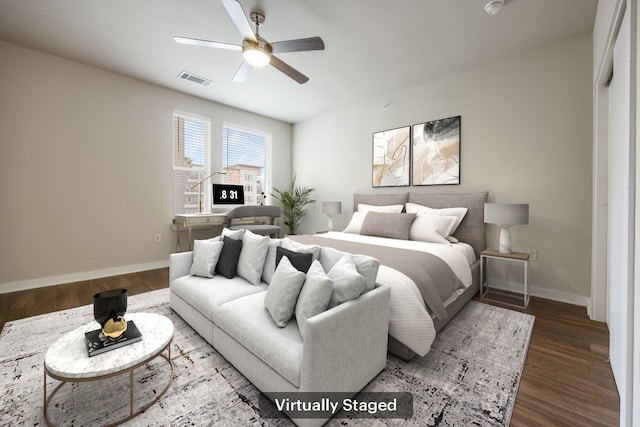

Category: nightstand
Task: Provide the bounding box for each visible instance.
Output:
[480,249,530,308]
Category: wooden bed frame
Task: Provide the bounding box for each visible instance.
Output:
[353,191,488,360]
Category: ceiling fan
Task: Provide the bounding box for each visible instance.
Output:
[174,0,325,84]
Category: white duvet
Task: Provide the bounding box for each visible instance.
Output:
[315,232,475,356]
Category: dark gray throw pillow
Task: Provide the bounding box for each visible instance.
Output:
[276,246,313,273]
[215,236,243,278]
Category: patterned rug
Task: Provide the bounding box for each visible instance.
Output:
[0,288,534,426]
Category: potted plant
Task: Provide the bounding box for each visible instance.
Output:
[271,176,316,235]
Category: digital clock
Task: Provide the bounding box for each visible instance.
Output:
[212,184,245,205]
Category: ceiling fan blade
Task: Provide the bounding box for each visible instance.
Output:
[270,55,309,84]
[220,0,256,42]
[271,37,325,54]
[174,36,241,51]
[232,61,253,82]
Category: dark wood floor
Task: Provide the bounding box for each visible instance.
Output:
[0,269,619,426]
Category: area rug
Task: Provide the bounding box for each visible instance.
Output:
[0,288,534,426]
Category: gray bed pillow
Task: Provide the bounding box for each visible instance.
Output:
[360,212,417,240]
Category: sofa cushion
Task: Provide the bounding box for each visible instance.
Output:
[216,236,243,279]
[295,260,333,337]
[171,275,267,321]
[276,246,313,273]
[264,256,306,327]
[327,255,366,308]
[214,291,303,387]
[237,230,270,286]
[190,240,224,278]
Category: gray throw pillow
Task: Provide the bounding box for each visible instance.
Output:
[215,236,243,279]
[295,260,333,337]
[190,240,224,278]
[360,212,417,240]
[264,256,306,327]
[276,246,313,273]
[221,227,245,240]
[327,255,366,308]
[237,230,270,285]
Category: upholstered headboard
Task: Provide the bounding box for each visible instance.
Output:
[353,192,488,258]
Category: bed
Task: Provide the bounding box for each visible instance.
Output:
[289,191,488,360]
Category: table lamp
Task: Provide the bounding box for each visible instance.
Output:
[484,203,529,254]
[321,201,342,231]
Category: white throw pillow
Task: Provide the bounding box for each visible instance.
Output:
[405,203,468,237]
[357,203,404,213]
[264,256,307,327]
[221,227,245,240]
[342,211,367,234]
[319,247,379,294]
[190,240,224,278]
[295,260,333,337]
[351,254,380,293]
[282,238,321,261]
[327,255,366,308]
[409,214,458,244]
[261,238,283,284]
[237,230,270,286]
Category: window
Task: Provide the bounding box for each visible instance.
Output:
[173,112,210,214]
[222,125,271,206]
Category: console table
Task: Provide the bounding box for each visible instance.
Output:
[172,213,227,251]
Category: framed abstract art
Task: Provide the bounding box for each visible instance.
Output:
[372,126,410,187]
[411,116,461,186]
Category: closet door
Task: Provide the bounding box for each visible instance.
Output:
[608,8,634,425]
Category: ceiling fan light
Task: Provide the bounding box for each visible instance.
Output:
[243,47,270,67]
[242,38,272,68]
[485,0,504,15]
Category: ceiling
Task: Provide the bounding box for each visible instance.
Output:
[0,0,598,124]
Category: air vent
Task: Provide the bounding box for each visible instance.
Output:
[177,71,212,86]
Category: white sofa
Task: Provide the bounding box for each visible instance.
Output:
[169,231,391,427]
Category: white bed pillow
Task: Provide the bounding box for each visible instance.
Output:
[342,211,367,234]
[409,214,457,244]
[237,230,270,286]
[405,203,468,238]
[190,240,224,278]
[358,203,404,213]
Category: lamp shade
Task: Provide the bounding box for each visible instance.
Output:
[484,203,529,226]
[321,201,342,216]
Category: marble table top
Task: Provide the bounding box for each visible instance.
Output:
[44,312,173,379]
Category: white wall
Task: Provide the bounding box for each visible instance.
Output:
[0,40,293,291]
[293,34,593,302]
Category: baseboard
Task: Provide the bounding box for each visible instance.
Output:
[0,260,169,295]
[488,278,590,307]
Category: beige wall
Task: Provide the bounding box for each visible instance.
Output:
[293,34,593,303]
[0,40,293,291]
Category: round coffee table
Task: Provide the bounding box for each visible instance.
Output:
[43,312,174,427]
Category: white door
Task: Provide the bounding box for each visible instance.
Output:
[608,8,634,426]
